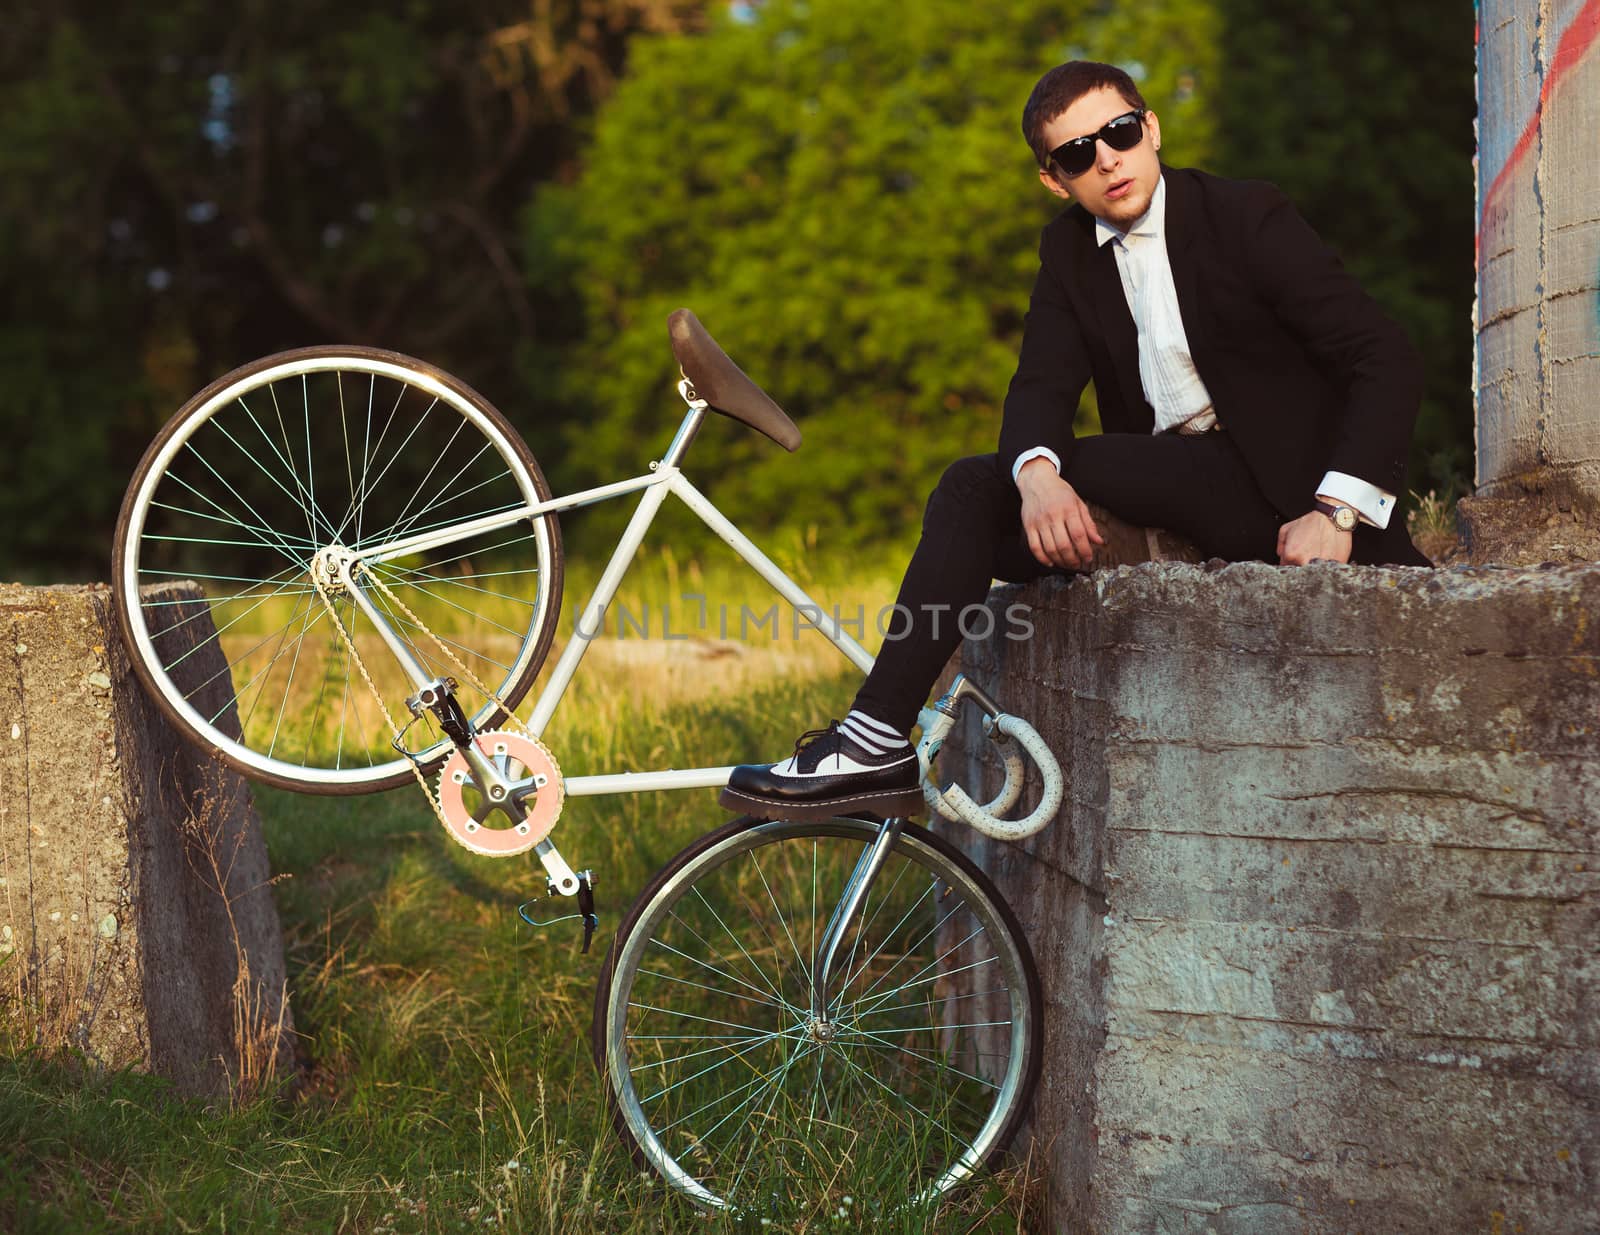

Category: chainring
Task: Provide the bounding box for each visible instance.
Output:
[435,730,564,857]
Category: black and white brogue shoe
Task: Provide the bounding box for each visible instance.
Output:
[719,721,924,821]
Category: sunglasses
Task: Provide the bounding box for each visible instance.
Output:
[1046,109,1148,178]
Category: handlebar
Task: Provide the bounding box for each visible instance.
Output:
[915,677,1065,841]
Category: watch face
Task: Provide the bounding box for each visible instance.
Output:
[1335,506,1358,531]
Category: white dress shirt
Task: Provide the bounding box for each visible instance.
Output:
[1011,175,1396,529]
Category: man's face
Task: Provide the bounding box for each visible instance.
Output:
[1036,86,1162,229]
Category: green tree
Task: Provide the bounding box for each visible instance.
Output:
[532,0,1220,557]
[0,0,703,579]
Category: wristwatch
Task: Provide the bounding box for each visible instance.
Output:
[1313,499,1359,533]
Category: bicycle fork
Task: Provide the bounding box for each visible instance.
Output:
[807,814,907,1033]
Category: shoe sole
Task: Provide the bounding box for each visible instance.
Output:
[718,784,926,822]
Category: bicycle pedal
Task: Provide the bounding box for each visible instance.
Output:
[517,869,599,952]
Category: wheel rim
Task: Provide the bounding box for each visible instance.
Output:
[604,819,1034,1214]
[119,352,558,789]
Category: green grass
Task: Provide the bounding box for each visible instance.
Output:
[1,555,1040,1235]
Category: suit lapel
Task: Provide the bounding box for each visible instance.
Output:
[1160,167,1209,379]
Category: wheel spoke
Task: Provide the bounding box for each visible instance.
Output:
[150,570,311,666]
[363,463,520,550]
[204,416,343,549]
[146,498,319,547]
[687,889,791,1006]
[850,929,990,1020]
[633,965,789,1012]
[646,936,804,1015]
[628,1033,774,1075]
[263,593,324,757]
[160,467,309,568]
[236,392,340,546]
[746,848,813,988]
[637,1026,797,1107]
[371,417,478,548]
[372,568,534,645]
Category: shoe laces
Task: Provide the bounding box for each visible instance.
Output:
[791,720,844,759]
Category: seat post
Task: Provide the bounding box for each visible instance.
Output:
[659,383,708,469]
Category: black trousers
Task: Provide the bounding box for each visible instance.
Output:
[852,431,1308,735]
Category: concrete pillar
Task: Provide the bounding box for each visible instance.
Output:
[0,583,294,1098]
[940,563,1599,1234]
[1470,0,1600,556]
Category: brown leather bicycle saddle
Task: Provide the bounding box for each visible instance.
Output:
[667,309,802,452]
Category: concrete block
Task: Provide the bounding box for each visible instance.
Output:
[938,563,1599,1233]
[0,583,293,1097]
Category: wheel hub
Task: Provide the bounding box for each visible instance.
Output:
[309,544,357,596]
[806,1018,840,1044]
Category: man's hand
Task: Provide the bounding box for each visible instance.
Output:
[1017,457,1105,569]
[1277,508,1353,565]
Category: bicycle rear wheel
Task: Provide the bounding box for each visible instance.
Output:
[113,346,563,794]
[594,815,1041,1216]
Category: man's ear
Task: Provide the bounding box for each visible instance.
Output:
[1146,109,1162,154]
[1037,165,1073,201]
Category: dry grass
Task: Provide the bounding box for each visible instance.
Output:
[178,774,293,1105]
[1406,488,1462,563]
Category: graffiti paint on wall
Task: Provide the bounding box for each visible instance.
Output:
[1476,0,1600,264]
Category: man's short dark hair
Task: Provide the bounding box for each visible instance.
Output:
[1022,61,1148,167]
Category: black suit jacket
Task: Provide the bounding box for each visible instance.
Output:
[998,166,1427,565]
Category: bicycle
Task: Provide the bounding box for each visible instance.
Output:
[112,309,1065,1213]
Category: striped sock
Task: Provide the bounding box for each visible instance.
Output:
[838,708,911,756]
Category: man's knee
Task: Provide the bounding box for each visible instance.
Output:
[926,454,1009,524]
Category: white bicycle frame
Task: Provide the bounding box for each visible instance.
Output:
[336,383,873,800]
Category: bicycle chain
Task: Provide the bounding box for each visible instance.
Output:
[363,569,533,741]
[308,571,563,854]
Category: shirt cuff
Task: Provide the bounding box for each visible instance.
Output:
[1317,471,1396,530]
[1012,447,1061,485]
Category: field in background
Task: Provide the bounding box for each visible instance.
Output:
[1,551,1039,1234]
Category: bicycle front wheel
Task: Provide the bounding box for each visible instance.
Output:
[594,816,1041,1215]
[113,347,564,794]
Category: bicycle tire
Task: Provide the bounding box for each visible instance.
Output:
[593,815,1042,1215]
[112,346,564,794]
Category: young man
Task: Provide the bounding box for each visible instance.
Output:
[721,60,1431,821]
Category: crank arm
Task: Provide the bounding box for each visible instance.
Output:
[536,839,581,897]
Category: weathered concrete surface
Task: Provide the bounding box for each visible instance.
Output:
[0,583,293,1097]
[1474,0,1600,528]
[1084,504,1204,569]
[940,562,1598,1234]
[1457,492,1600,564]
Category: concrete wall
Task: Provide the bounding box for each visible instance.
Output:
[940,563,1598,1234]
[1475,0,1600,506]
[0,583,293,1097]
